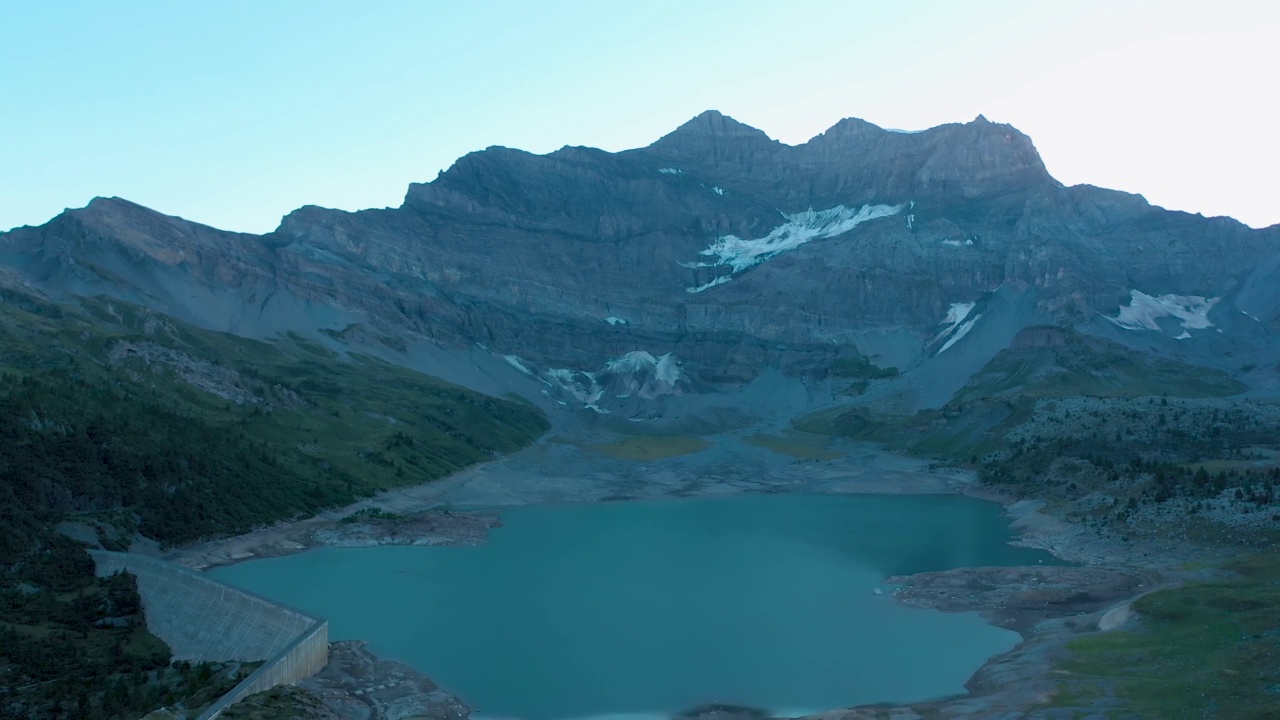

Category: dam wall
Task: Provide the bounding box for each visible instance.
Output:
[194,617,329,720]
[90,551,328,719]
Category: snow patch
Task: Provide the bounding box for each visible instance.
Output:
[686,275,732,294]
[493,349,687,411]
[502,355,534,375]
[941,237,975,247]
[927,302,977,351]
[605,351,683,387]
[605,316,627,326]
[939,315,981,353]
[711,186,724,195]
[906,214,915,230]
[691,203,904,273]
[599,350,685,399]
[942,302,976,328]
[658,167,682,175]
[1175,331,1191,340]
[1109,290,1221,332]
[545,368,607,413]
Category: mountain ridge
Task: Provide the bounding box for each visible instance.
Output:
[3,111,1277,418]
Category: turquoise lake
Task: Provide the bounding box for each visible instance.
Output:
[210,493,1060,719]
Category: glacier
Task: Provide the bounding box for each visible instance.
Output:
[692,203,905,274]
[1109,290,1221,332]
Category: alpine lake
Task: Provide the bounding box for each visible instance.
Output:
[210,493,1061,720]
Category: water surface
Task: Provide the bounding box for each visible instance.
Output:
[211,493,1058,719]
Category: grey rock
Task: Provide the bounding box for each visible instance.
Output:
[2,112,1277,414]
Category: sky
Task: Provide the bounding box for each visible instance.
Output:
[2,0,1277,233]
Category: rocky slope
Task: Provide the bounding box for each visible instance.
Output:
[3,111,1277,416]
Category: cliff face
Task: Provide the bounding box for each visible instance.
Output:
[3,111,1276,411]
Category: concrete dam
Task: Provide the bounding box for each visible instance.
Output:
[91,551,328,719]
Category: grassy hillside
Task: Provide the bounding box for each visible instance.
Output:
[0,283,548,719]
[0,285,549,554]
[796,327,1280,550]
[798,327,1247,462]
[1050,554,1280,719]
[950,327,1246,405]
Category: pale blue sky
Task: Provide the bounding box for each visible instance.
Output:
[2,0,1276,233]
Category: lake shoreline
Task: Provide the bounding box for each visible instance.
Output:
[162,437,973,571]
[161,438,1174,719]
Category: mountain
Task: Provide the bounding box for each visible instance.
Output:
[0,277,548,557]
[0,271,551,718]
[3,111,1277,419]
[5,110,1280,720]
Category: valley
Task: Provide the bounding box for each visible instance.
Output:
[1,109,1278,719]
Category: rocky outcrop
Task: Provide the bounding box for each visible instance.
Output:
[1009,326,1068,350]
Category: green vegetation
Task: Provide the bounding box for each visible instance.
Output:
[591,435,709,461]
[1051,554,1280,719]
[829,355,898,381]
[799,329,1251,466]
[0,541,253,719]
[0,287,548,553]
[795,325,1280,554]
[951,330,1245,405]
[216,685,330,719]
[338,507,403,524]
[796,402,1017,460]
[0,284,549,718]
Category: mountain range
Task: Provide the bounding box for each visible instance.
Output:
[4,110,1277,421]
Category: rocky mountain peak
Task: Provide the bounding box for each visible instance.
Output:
[646,110,780,164]
[914,116,1054,198]
[811,116,884,141]
[663,110,770,138]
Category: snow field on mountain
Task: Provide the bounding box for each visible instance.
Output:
[696,203,905,274]
[1110,290,1220,332]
